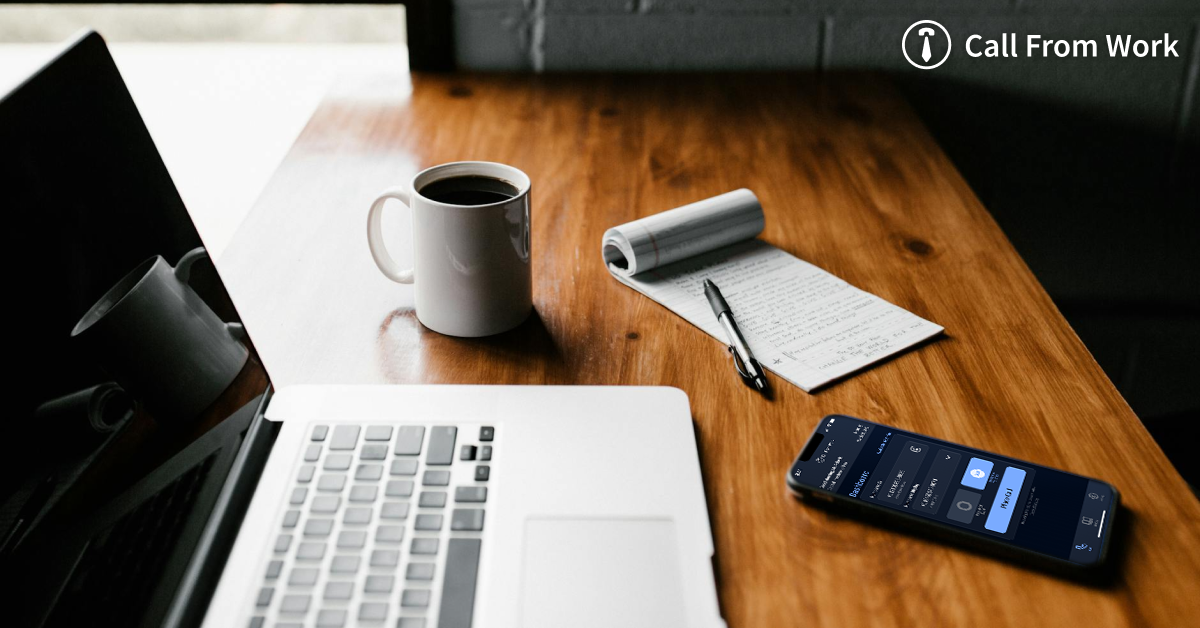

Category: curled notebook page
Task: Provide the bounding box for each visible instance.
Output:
[602,188,765,277]
[602,188,944,392]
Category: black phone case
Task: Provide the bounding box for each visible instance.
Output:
[785,415,1120,580]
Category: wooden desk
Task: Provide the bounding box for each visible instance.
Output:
[219,72,1200,627]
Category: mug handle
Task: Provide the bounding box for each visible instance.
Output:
[366,186,416,284]
[173,247,247,341]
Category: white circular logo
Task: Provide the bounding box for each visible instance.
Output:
[903,20,951,70]
[970,468,985,479]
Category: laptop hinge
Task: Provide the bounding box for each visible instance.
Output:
[162,387,278,628]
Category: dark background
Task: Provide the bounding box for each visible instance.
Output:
[11,1,1196,484]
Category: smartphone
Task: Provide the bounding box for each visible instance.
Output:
[786,415,1119,573]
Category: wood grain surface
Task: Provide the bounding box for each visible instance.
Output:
[218,71,1200,627]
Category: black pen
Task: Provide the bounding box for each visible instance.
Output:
[703,279,769,392]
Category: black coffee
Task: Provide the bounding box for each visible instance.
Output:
[419,175,518,206]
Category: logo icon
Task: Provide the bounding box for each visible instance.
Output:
[956,500,973,511]
[970,468,986,479]
[902,20,951,70]
[909,445,922,453]
[1088,492,1100,499]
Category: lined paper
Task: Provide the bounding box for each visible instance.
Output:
[604,191,943,392]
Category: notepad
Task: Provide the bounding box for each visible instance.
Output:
[602,189,944,392]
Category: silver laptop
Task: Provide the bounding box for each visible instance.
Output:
[2,32,723,628]
[204,386,722,628]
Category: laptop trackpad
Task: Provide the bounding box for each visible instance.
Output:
[521,518,688,628]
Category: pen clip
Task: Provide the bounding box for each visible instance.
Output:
[727,345,751,379]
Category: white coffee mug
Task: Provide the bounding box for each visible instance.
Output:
[367,161,532,337]
[71,247,249,422]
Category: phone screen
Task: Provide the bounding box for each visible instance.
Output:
[788,416,1115,565]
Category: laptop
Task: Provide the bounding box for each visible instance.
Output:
[2,31,723,628]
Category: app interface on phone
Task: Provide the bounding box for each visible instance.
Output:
[790,416,1113,564]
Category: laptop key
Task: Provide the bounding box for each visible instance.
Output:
[377,525,404,543]
[397,619,425,628]
[479,445,492,461]
[381,502,410,520]
[318,474,346,492]
[415,514,443,531]
[460,445,477,461]
[370,549,400,567]
[423,470,450,486]
[311,425,329,441]
[349,485,378,502]
[343,507,372,524]
[364,425,393,441]
[297,465,316,483]
[255,587,273,607]
[331,555,360,573]
[248,617,264,628]
[329,425,361,451]
[316,608,347,628]
[280,594,311,613]
[474,466,490,482]
[297,542,326,560]
[356,464,384,481]
[426,427,457,465]
[438,538,482,628]
[311,496,341,513]
[454,487,487,503]
[390,459,418,476]
[394,426,425,456]
[274,534,293,553]
[359,602,389,621]
[304,444,321,462]
[450,508,485,532]
[406,562,435,581]
[411,538,439,555]
[401,589,431,608]
[289,567,319,586]
[266,560,284,579]
[324,581,353,600]
[304,518,334,537]
[386,480,414,497]
[361,444,388,460]
[290,487,308,505]
[324,453,352,470]
[283,510,301,527]
[364,574,394,593]
[479,426,494,442]
[420,491,447,508]
[338,530,367,549]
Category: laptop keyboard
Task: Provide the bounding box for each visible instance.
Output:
[249,424,493,628]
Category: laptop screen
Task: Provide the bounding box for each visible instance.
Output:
[0,32,268,552]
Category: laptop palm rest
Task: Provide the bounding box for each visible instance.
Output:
[520,517,688,628]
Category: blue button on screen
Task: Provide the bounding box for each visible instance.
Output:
[961,457,993,490]
[985,466,1027,533]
